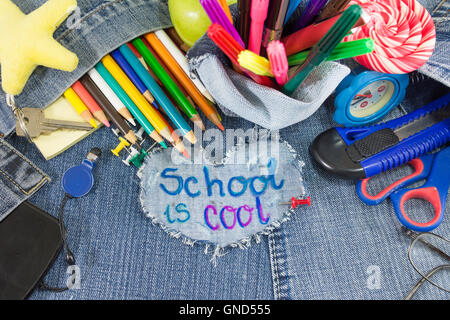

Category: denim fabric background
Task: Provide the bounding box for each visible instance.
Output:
[5,75,447,300]
[418,0,450,86]
[0,0,449,299]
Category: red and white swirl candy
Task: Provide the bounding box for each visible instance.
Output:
[345,0,436,74]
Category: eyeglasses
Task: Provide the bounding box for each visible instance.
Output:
[403,227,450,299]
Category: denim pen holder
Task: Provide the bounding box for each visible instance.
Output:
[187,32,350,131]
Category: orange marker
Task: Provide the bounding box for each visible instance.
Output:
[72,81,110,127]
[145,33,224,131]
[218,0,233,23]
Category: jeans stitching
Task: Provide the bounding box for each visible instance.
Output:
[0,139,50,195]
[269,232,281,299]
[56,0,124,41]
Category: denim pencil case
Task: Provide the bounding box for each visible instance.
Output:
[186,6,350,131]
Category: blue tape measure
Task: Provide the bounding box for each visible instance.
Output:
[334,68,409,127]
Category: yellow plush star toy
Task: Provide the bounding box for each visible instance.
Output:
[0,0,79,96]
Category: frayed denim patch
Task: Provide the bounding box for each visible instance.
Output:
[138,138,306,262]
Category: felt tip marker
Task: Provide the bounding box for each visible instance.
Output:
[262,0,290,50]
[249,0,270,55]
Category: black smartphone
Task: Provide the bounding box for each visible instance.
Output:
[0,201,62,300]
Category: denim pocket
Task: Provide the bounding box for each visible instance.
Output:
[0,138,50,222]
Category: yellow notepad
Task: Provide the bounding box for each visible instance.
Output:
[32,96,101,160]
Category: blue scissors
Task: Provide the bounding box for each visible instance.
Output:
[356,147,450,232]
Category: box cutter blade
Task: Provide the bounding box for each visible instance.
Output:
[310,93,450,179]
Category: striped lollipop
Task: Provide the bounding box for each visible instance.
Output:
[345,0,436,74]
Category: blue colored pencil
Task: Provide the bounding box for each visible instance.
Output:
[95,62,167,149]
[111,49,159,110]
[119,44,194,138]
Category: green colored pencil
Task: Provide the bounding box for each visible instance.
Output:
[132,38,204,130]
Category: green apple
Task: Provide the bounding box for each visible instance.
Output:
[168,0,212,47]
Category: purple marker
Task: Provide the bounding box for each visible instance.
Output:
[292,0,328,32]
[200,0,246,48]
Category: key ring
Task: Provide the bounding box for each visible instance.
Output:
[6,94,32,142]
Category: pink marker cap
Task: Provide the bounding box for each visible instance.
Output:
[250,0,270,21]
[267,41,288,86]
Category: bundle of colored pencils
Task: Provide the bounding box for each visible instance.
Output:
[65,29,226,160]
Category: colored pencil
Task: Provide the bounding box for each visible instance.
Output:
[63,87,97,128]
[110,49,158,109]
[141,38,201,119]
[119,44,197,144]
[152,104,190,159]
[79,74,137,144]
[145,33,224,131]
[71,81,110,127]
[87,68,136,126]
[166,27,191,53]
[101,55,174,143]
[126,43,150,72]
[154,29,215,103]
[133,38,206,131]
[95,62,167,149]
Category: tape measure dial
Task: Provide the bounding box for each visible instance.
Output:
[334,70,409,127]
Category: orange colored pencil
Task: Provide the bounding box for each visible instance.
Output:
[141,38,204,127]
[145,33,224,131]
[72,80,110,127]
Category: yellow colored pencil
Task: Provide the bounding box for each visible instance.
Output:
[64,87,97,128]
[101,55,174,143]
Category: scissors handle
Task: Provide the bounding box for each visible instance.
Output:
[390,148,450,232]
[356,156,433,206]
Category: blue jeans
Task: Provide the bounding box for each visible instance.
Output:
[0,0,449,299]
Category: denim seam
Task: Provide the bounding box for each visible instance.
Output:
[0,139,50,195]
[56,0,124,41]
[268,227,292,299]
[268,232,281,299]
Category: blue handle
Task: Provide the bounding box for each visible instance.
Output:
[336,93,450,178]
[390,147,450,232]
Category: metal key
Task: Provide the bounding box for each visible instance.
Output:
[16,108,93,138]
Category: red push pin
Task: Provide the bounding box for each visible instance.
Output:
[280,196,311,209]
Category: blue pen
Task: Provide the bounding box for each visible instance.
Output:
[118,44,194,138]
[284,0,304,25]
[111,50,159,110]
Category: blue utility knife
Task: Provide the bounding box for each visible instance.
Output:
[310,93,450,179]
